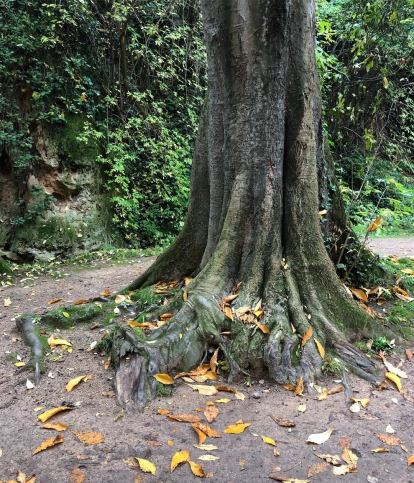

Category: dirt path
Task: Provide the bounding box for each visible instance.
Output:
[367,237,414,258]
[1,256,414,482]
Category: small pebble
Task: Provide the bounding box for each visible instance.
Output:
[252,392,261,399]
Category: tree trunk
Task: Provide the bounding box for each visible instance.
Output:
[113,0,393,408]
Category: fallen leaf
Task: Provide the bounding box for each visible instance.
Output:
[274,449,280,457]
[4,297,12,307]
[327,385,343,395]
[262,436,277,446]
[189,461,212,478]
[47,335,72,347]
[222,293,239,304]
[350,288,368,303]
[401,268,414,275]
[193,422,221,438]
[332,465,354,475]
[401,445,408,452]
[168,414,203,423]
[307,428,333,445]
[382,358,407,378]
[315,453,342,465]
[255,322,270,334]
[295,376,304,396]
[350,397,370,408]
[33,435,64,454]
[123,458,139,468]
[341,448,358,469]
[406,350,413,361]
[270,416,296,427]
[349,402,360,413]
[42,422,68,432]
[210,347,219,372]
[367,216,382,233]
[235,391,245,400]
[268,477,309,482]
[374,433,404,445]
[171,450,190,472]
[47,298,62,305]
[408,455,414,466]
[73,299,90,306]
[204,405,219,423]
[297,404,307,412]
[188,384,218,396]
[386,424,395,434]
[104,356,111,370]
[37,407,73,422]
[198,455,220,461]
[66,375,92,392]
[14,362,25,367]
[168,440,174,446]
[70,467,85,483]
[301,327,313,347]
[339,437,351,449]
[72,431,104,445]
[314,339,325,359]
[193,444,218,451]
[282,384,296,392]
[136,458,156,475]
[154,373,174,385]
[224,423,251,434]
[308,462,329,478]
[157,409,171,415]
[115,294,127,304]
[386,372,404,393]
[214,398,230,403]
[128,321,156,328]
[370,448,389,453]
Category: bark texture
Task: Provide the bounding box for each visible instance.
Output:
[114,0,393,408]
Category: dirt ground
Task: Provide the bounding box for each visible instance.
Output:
[1,249,414,483]
[367,237,414,258]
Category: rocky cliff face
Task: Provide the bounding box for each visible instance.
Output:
[0,115,112,261]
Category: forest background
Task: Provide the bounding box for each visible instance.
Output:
[0,0,413,270]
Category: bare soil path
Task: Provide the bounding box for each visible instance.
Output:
[1,253,414,483]
[367,237,414,258]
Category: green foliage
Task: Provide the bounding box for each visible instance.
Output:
[371,336,394,354]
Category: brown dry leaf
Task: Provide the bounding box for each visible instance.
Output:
[294,376,304,396]
[308,462,329,478]
[406,350,413,361]
[42,422,68,432]
[270,415,296,428]
[70,467,85,483]
[210,347,219,373]
[385,372,404,393]
[327,386,343,395]
[339,437,351,449]
[382,358,407,378]
[367,216,382,233]
[168,414,203,423]
[123,458,139,468]
[301,327,313,347]
[157,409,171,415]
[193,422,221,438]
[306,428,333,445]
[188,384,218,396]
[37,406,73,423]
[154,373,174,385]
[224,422,251,434]
[404,394,414,404]
[274,449,280,457]
[100,288,110,297]
[342,448,358,469]
[314,339,325,359]
[66,375,92,392]
[350,397,370,408]
[282,384,296,392]
[104,356,111,370]
[315,453,342,465]
[204,405,219,423]
[192,424,207,445]
[370,448,389,453]
[73,299,90,306]
[224,306,233,320]
[408,455,414,466]
[255,322,270,334]
[47,298,63,305]
[268,478,309,483]
[350,288,368,303]
[72,431,104,445]
[262,436,277,446]
[175,364,211,380]
[222,293,239,304]
[188,461,212,478]
[33,434,64,455]
[128,320,155,328]
[15,470,36,483]
[374,433,405,445]
[171,450,190,473]
[136,458,156,475]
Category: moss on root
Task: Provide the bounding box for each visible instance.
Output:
[42,303,111,328]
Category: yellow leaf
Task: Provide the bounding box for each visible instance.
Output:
[157,409,171,415]
[295,376,304,396]
[408,455,414,466]
[168,440,174,446]
[198,455,220,461]
[193,422,221,438]
[235,391,245,400]
[188,384,218,396]
[306,428,333,445]
[367,216,382,233]
[14,362,25,367]
[66,375,92,392]
[47,335,72,347]
[4,297,12,307]
[72,431,104,445]
[42,422,68,432]
[73,299,90,306]
[33,434,64,454]
[370,447,389,453]
[255,322,270,334]
[193,424,207,445]
[215,398,230,403]
[47,298,62,305]
[70,467,85,483]
[314,339,325,359]
[193,444,218,451]
[171,450,190,472]
[301,327,313,347]
[386,372,404,393]
[154,373,174,385]
[37,406,73,422]
[224,423,251,434]
[262,436,277,446]
[401,268,414,275]
[136,458,156,475]
[188,461,212,478]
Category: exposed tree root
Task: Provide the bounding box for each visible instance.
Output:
[16,316,44,383]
